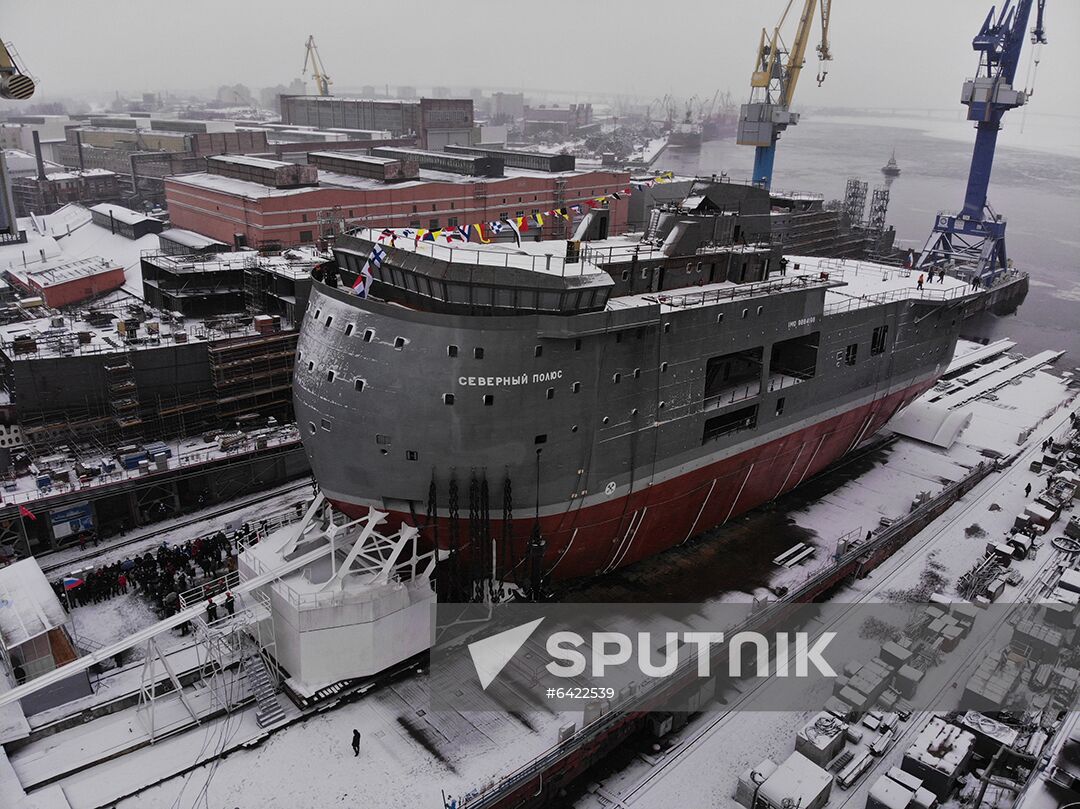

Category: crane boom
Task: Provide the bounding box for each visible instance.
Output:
[736,0,832,189]
[302,35,332,97]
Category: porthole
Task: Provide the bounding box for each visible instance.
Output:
[443,393,455,405]
[327,370,335,382]
[363,329,374,342]
[448,345,458,357]
[354,379,365,392]
[308,422,316,435]
[483,394,494,406]
[394,337,406,350]
[344,324,354,336]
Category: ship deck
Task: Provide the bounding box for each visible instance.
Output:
[352,227,984,313]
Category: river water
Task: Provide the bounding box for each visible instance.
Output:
[654,111,1080,361]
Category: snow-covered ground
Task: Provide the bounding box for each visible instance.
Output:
[3,342,1075,809]
[573,365,1077,808]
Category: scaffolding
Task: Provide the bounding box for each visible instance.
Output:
[843,177,868,227]
[103,351,143,439]
[208,332,297,424]
[866,185,890,234]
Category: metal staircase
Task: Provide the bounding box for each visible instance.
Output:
[242,650,285,727]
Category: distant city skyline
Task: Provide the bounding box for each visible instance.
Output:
[6,1,1077,116]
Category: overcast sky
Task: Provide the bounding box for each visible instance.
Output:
[7,0,1078,114]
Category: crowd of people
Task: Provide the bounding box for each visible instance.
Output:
[53,529,240,619]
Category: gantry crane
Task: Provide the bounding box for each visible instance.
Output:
[736,0,832,189]
[0,36,35,99]
[916,0,1047,283]
[302,35,332,97]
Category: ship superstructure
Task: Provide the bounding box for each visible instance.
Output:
[293,189,1027,586]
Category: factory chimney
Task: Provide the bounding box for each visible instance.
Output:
[74,130,85,171]
[32,130,47,181]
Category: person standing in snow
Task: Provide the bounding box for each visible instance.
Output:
[351,729,361,757]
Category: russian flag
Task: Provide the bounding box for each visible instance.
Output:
[63,577,84,591]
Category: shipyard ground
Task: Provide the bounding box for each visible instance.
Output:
[1,342,1075,809]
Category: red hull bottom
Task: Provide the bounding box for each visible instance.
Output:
[329,379,936,581]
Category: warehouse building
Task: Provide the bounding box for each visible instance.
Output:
[164,160,630,250]
[278,96,474,149]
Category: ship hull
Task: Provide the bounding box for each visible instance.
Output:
[321,375,935,581]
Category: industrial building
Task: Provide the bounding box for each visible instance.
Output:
[49,122,271,204]
[140,249,317,322]
[88,203,164,240]
[4,256,125,308]
[369,146,503,178]
[444,144,576,173]
[522,103,593,136]
[157,228,229,256]
[278,95,474,149]
[164,160,631,250]
[11,167,120,217]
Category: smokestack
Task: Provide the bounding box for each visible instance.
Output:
[32,130,47,181]
[75,130,85,171]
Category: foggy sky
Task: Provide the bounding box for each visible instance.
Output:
[7,0,1078,114]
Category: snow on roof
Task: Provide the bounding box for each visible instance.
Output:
[208,153,292,170]
[43,168,114,181]
[309,151,398,165]
[0,559,67,650]
[757,751,831,806]
[905,717,973,774]
[170,164,598,198]
[89,204,160,227]
[158,228,227,249]
[13,255,120,288]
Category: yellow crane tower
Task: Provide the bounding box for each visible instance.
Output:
[302,35,332,97]
[735,0,832,188]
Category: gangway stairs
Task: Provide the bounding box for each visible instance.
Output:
[243,650,285,727]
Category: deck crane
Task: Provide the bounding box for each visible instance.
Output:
[736,0,832,189]
[302,34,332,96]
[0,36,35,99]
[916,0,1047,284]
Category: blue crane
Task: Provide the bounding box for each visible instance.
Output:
[916,0,1047,283]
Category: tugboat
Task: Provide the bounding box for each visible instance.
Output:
[881,150,901,178]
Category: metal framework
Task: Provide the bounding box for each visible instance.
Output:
[736,0,834,188]
[301,35,332,96]
[843,178,868,226]
[866,186,891,234]
[916,0,1048,283]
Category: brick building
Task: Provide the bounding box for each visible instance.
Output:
[12,168,121,216]
[164,160,631,251]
